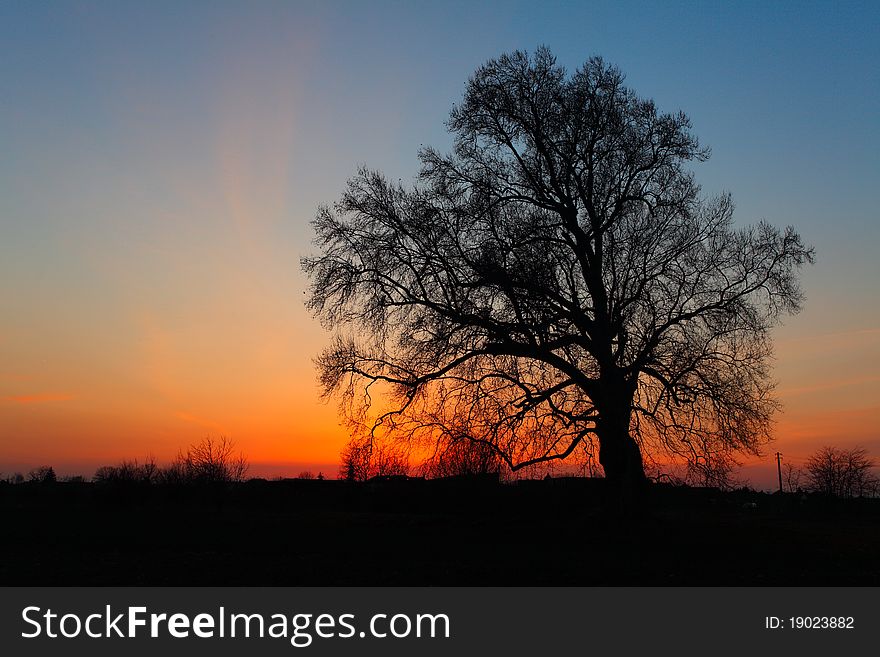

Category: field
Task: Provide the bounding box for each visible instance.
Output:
[2,478,878,585]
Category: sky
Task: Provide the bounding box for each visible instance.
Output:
[1,0,878,487]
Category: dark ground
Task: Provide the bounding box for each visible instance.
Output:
[2,477,878,585]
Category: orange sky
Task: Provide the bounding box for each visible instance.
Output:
[2,316,878,487]
[1,4,878,490]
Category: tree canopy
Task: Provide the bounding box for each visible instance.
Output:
[303,47,813,493]
[804,446,879,498]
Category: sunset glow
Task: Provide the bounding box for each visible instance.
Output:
[1,2,878,489]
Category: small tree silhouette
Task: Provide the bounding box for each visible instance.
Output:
[339,438,371,481]
[420,437,507,479]
[28,466,56,484]
[93,457,159,484]
[783,462,803,493]
[338,437,409,481]
[162,436,249,484]
[683,451,741,490]
[805,446,878,498]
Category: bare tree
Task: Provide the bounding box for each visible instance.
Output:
[162,436,249,484]
[28,466,56,484]
[805,446,879,498]
[338,436,409,481]
[683,451,741,490]
[420,436,507,479]
[339,437,371,482]
[783,462,803,493]
[304,47,813,499]
[93,457,159,485]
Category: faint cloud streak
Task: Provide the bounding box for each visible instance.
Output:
[3,393,74,405]
[779,375,880,397]
[175,410,225,433]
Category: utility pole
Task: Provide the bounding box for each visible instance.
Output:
[776,452,783,493]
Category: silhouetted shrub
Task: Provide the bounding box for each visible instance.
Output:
[420,438,507,480]
[28,466,56,484]
[160,436,249,485]
[338,437,409,481]
[682,451,742,491]
[805,446,879,498]
[93,458,159,485]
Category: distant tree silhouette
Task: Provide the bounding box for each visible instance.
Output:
[783,462,803,493]
[94,457,159,485]
[805,446,879,498]
[682,451,741,490]
[420,437,507,479]
[28,466,56,484]
[339,438,370,482]
[304,47,813,500]
[338,437,409,481]
[161,436,248,485]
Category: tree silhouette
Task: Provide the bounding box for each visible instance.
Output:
[161,436,249,485]
[27,466,56,484]
[782,462,803,493]
[338,436,409,481]
[304,47,813,499]
[805,446,879,498]
[93,457,158,485]
[420,436,506,479]
[682,451,740,490]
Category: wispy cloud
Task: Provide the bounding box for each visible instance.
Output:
[0,373,32,383]
[175,411,225,433]
[780,327,880,343]
[779,375,880,397]
[3,393,74,405]
[776,327,880,353]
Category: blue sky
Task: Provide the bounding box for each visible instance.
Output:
[1,1,878,485]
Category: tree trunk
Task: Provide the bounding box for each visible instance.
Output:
[598,425,646,488]
[596,386,647,508]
